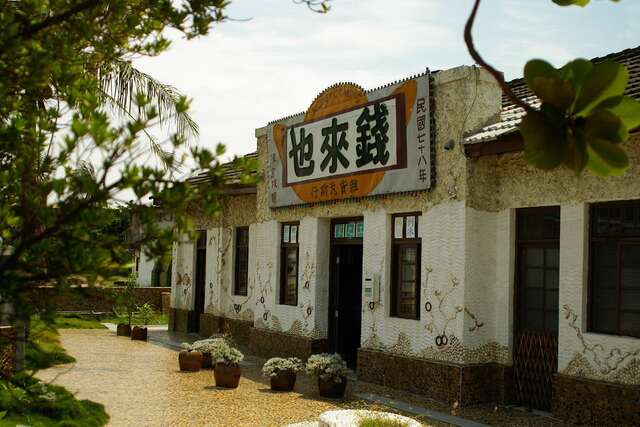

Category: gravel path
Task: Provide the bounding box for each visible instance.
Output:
[37,329,436,427]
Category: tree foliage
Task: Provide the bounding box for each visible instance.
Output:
[521,59,640,175]
[0,0,243,321]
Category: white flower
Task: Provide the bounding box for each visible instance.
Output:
[305,353,350,382]
[261,357,303,377]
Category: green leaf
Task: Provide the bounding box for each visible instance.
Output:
[575,61,628,116]
[553,0,590,6]
[584,110,627,143]
[564,129,588,174]
[586,137,629,177]
[524,60,575,109]
[520,111,565,170]
[0,410,6,420]
[524,59,559,91]
[596,96,640,131]
[532,78,576,110]
[559,59,593,100]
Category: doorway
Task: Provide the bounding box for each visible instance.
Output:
[190,230,207,333]
[513,207,560,411]
[329,218,364,369]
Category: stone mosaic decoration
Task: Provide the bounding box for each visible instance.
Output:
[424,274,484,346]
[300,251,316,290]
[297,251,316,333]
[206,227,232,316]
[284,319,325,339]
[362,257,386,347]
[362,264,509,365]
[175,272,192,307]
[254,261,274,326]
[561,305,640,385]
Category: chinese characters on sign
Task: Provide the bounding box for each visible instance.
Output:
[267,73,431,207]
[284,96,402,185]
[415,97,428,183]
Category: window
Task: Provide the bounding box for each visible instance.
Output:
[234,227,249,296]
[391,213,421,319]
[590,201,640,338]
[280,222,299,306]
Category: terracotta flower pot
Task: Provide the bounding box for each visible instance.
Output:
[270,371,296,391]
[179,350,203,371]
[214,362,241,388]
[318,376,347,399]
[201,352,213,369]
[116,323,131,337]
[130,326,147,341]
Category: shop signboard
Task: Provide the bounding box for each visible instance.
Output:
[267,73,431,207]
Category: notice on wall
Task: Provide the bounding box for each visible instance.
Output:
[266,72,432,207]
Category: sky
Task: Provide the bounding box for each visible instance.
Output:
[133,0,640,161]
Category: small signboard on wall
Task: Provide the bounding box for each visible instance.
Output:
[266,72,432,207]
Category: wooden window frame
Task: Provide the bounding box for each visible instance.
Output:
[233,226,250,296]
[588,200,640,338]
[514,207,561,335]
[280,222,300,306]
[390,213,421,320]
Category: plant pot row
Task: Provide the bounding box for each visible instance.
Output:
[178,351,349,398]
[116,323,147,341]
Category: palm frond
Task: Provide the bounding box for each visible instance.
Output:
[98,88,183,171]
[98,59,199,143]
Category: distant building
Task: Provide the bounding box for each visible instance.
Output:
[168,47,640,425]
[132,249,171,287]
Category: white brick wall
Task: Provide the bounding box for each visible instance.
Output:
[135,249,155,287]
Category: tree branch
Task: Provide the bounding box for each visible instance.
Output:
[0,0,101,54]
[463,0,533,112]
[19,0,101,40]
[293,0,331,13]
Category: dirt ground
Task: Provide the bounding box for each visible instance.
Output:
[37,329,439,426]
[38,329,560,427]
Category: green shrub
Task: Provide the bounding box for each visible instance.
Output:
[0,375,108,426]
[133,302,155,326]
[358,417,409,427]
[26,317,75,371]
[54,315,106,330]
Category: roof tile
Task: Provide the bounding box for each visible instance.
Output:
[464,46,640,145]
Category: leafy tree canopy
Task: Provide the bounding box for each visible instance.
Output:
[0,0,247,319]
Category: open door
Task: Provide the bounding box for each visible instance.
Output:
[190,230,207,333]
[329,219,364,369]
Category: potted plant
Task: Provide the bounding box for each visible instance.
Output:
[178,343,203,371]
[209,338,244,388]
[189,338,231,369]
[306,353,350,399]
[130,302,154,341]
[115,273,137,337]
[262,357,303,391]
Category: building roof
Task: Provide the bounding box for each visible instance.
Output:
[186,152,258,191]
[463,46,640,146]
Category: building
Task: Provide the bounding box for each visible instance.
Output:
[169,47,640,425]
[132,249,171,287]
